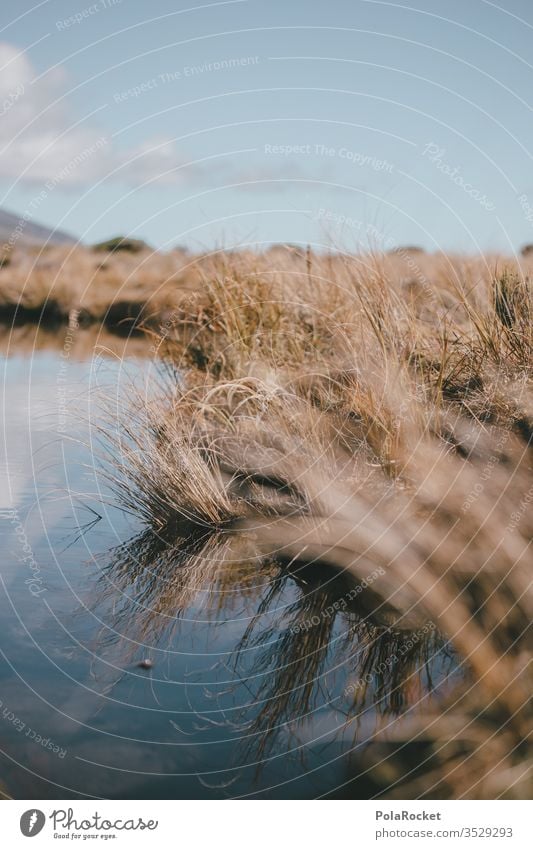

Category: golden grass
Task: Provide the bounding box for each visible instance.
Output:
[0,243,197,327]
[18,244,532,797]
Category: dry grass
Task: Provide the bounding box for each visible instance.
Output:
[0,243,197,328]
[82,247,532,796]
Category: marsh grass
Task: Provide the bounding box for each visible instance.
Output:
[92,248,533,797]
[0,243,195,329]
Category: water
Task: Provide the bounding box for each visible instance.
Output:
[0,326,456,799]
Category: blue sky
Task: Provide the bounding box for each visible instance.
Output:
[1,0,533,253]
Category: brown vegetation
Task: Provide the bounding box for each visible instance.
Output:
[92,247,533,798]
[5,242,531,797]
[0,242,197,330]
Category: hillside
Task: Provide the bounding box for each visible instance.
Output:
[0,208,75,248]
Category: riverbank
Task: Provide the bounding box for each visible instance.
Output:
[2,244,533,335]
[2,244,531,797]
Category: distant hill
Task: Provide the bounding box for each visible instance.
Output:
[0,208,76,248]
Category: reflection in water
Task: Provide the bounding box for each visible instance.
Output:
[0,321,155,362]
[95,525,454,773]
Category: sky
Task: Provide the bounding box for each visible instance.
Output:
[1,0,533,253]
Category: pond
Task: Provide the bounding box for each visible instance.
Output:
[0,324,457,799]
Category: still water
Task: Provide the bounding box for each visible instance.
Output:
[0,326,456,799]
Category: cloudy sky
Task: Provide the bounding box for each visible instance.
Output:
[1,0,533,252]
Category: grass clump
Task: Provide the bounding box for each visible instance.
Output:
[98,248,533,798]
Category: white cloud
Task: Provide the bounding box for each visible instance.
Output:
[0,43,193,189]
